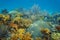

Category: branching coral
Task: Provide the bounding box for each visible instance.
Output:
[10,29,33,40]
[0,7,60,40]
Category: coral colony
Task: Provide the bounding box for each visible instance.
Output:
[0,5,60,40]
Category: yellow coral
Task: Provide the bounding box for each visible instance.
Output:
[0,14,5,24]
[10,33,18,40]
[19,33,24,39]
[12,17,23,23]
[16,29,25,39]
[0,14,3,17]
[44,28,50,34]
[3,15,10,21]
[23,19,32,27]
[17,29,25,34]
[23,32,32,40]
[12,29,25,40]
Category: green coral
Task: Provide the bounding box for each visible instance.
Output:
[51,33,60,40]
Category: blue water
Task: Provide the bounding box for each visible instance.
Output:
[0,0,60,13]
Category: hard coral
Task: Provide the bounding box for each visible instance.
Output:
[41,28,51,34]
[9,22,18,31]
[51,33,60,40]
[22,32,32,40]
[23,19,32,27]
[35,37,41,40]
[56,25,60,30]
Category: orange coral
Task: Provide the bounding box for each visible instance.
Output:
[41,28,50,34]
[9,22,18,31]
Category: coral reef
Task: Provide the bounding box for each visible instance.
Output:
[0,6,60,40]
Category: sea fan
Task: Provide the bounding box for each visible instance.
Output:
[0,24,9,38]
